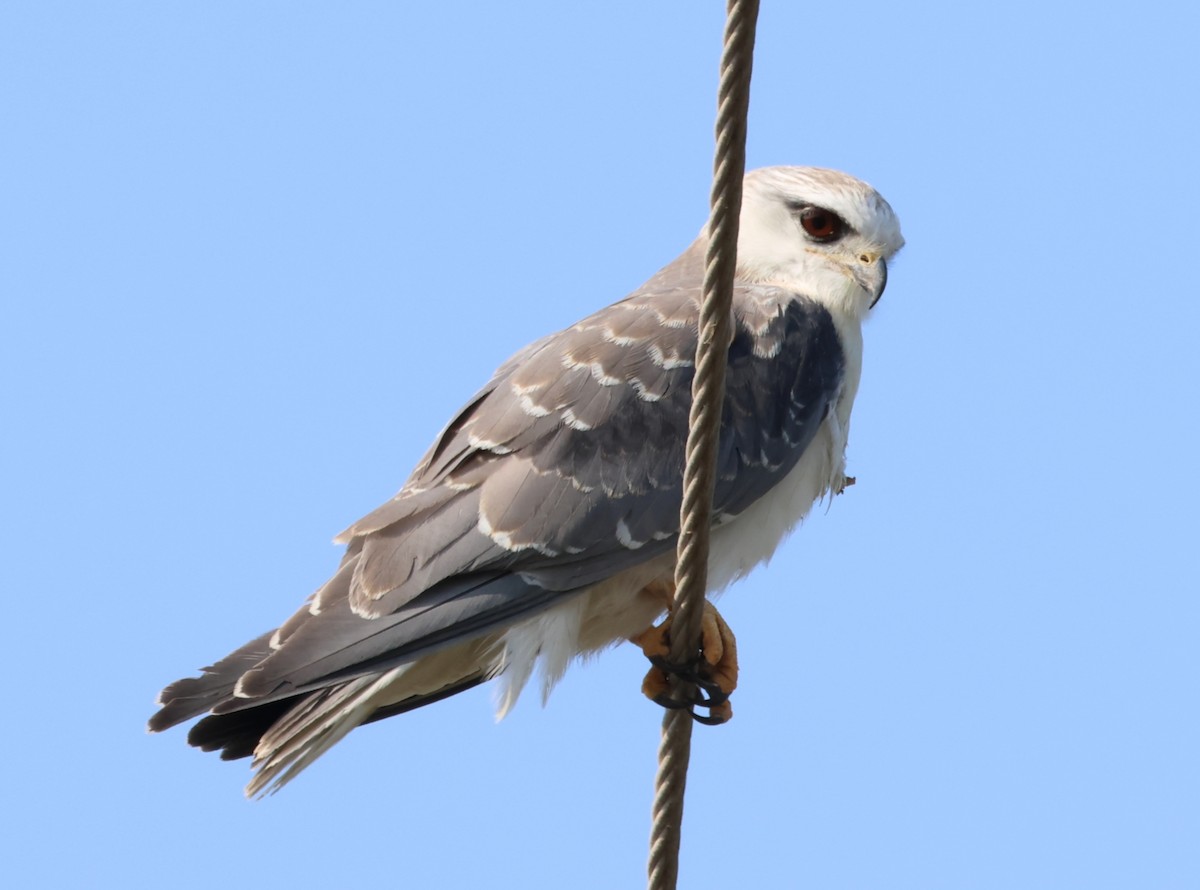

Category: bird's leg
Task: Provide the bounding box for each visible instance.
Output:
[630,581,739,725]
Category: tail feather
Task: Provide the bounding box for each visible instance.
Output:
[187,697,299,761]
[154,633,496,794]
[246,669,404,798]
[182,672,489,765]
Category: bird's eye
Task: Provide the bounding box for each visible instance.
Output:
[799,206,845,242]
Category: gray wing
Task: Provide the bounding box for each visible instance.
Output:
[151,255,845,726]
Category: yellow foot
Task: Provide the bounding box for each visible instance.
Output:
[631,596,739,724]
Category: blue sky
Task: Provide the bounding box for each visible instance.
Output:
[3,2,1198,888]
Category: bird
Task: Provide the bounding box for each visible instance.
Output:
[149,166,905,797]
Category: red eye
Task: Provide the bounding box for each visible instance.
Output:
[799,206,844,242]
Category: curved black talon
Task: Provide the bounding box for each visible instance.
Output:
[648,655,731,724]
[650,690,730,725]
[695,675,730,708]
[651,691,703,711]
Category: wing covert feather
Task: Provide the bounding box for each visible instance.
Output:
[156,253,847,720]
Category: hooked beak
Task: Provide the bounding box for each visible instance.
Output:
[871,258,888,307]
[854,255,888,308]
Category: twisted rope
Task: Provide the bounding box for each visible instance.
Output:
[646,2,759,888]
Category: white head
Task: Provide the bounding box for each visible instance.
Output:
[735,166,904,321]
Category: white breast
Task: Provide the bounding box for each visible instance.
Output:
[706,403,849,593]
